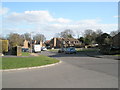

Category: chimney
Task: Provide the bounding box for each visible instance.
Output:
[40,41,43,47]
[53,38,56,47]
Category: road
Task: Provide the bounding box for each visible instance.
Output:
[2,51,118,88]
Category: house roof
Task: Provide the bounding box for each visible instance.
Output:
[56,38,79,42]
[44,40,51,44]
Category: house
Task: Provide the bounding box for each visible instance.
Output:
[22,40,29,48]
[44,40,51,47]
[112,32,120,47]
[49,38,81,48]
[22,40,44,49]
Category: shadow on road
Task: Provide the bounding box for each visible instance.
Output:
[41,50,119,60]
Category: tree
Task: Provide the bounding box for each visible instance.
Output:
[84,38,91,45]
[22,33,31,41]
[33,34,46,42]
[84,29,94,37]
[110,31,118,37]
[83,29,103,45]
[59,29,75,38]
[96,29,103,36]
[96,33,112,45]
[7,33,24,48]
[78,37,84,43]
[84,29,97,45]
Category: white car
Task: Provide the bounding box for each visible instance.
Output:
[34,45,41,53]
[41,47,47,51]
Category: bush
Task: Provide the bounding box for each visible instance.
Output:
[0,40,8,53]
[99,45,120,55]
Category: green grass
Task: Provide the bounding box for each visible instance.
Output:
[114,54,120,56]
[22,52,30,56]
[1,55,59,70]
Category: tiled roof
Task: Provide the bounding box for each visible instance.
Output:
[45,40,51,44]
[56,38,79,41]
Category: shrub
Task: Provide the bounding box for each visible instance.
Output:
[0,40,8,53]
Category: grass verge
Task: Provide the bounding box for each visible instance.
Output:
[22,52,30,56]
[114,54,120,56]
[48,49,59,52]
[1,55,59,70]
[76,48,99,52]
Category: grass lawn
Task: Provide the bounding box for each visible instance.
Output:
[48,49,59,52]
[114,54,120,56]
[22,52,30,56]
[1,55,59,70]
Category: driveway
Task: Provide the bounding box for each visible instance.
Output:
[2,51,118,88]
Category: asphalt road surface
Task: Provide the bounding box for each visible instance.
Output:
[2,51,118,88]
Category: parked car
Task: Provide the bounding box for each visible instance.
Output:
[41,47,47,51]
[34,45,41,53]
[58,48,66,53]
[22,48,29,52]
[46,46,51,49]
[65,47,76,54]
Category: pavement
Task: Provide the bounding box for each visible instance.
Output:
[2,51,118,88]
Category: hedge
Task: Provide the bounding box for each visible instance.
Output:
[0,40,8,53]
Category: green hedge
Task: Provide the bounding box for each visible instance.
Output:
[0,40,8,53]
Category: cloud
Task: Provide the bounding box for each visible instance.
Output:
[57,18,71,23]
[76,19,101,25]
[3,10,118,39]
[5,10,71,24]
[0,7,9,15]
[113,15,120,18]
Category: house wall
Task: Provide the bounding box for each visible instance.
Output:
[22,40,28,48]
[56,39,62,48]
[40,41,43,47]
[50,38,81,48]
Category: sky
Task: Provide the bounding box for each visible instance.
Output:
[1,2,118,40]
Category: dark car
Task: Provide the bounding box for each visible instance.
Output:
[46,46,51,49]
[58,48,66,53]
[22,48,29,52]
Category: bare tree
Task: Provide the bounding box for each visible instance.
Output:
[76,30,83,39]
[59,29,75,38]
[33,34,46,42]
[110,31,118,37]
[96,29,103,36]
[22,33,31,41]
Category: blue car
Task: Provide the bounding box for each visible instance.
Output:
[65,47,76,54]
[22,48,29,52]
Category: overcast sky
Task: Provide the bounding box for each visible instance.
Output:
[1,2,118,40]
